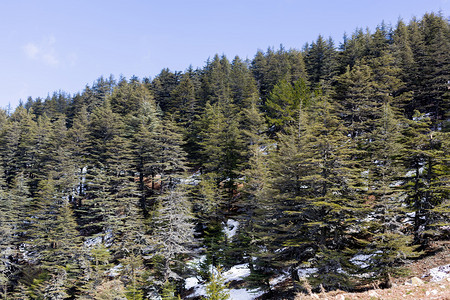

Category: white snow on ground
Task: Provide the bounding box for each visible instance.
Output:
[188,255,207,266]
[224,219,239,240]
[406,212,416,218]
[350,251,382,270]
[105,264,123,277]
[185,277,200,290]
[223,264,251,282]
[297,267,318,278]
[405,167,425,178]
[390,180,403,187]
[180,169,202,186]
[189,284,206,298]
[430,264,450,282]
[84,235,102,247]
[350,254,374,269]
[185,263,264,299]
[270,274,288,286]
[84,230,114,248]
[187,254,215,274]
[229,288,264,299]
[189,285,262,300]
[405,170,416,177]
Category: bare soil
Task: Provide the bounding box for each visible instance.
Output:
[294,241,450,300]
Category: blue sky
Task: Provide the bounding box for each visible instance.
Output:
[0,0,448,109]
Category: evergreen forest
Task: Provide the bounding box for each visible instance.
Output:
[0,12,448,300]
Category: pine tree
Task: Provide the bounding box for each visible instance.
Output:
[305,35,338,88]
[198,101,246,195]
[27,177,81,273]
[236,142,272,287]
[41,269,70,300]
[399,112,450,245]
[265,78,311,134]
[258,92,364,290]
[229,56,259,107]
[203,267,230,300]
[334,62,379,138]
[419,13,450,128]
[406,13,450,125]
[367,24,391,59]
[150,186,194,282]
[295,94,362,290]
[110,77,154,121]
[82,100,144,259]
[88,76,116,113]
[392,19,415,81]
[170,71,200,127]
[151,69,181,114]
[0,164,12,299]
[360,103,420,284]
[250,104,312,288]
[0,107,37,186]
[3,172,33,297]
[67,105,90,207]
[133,112,187,213]
[242,96,266,139]
[251,47,308,104]
[200,55,232,107]
[338,28,371,73]
[191,173,228,269]
[120,253,145,300]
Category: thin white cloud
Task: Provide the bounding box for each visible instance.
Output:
[67,52,78,67]
[43,53,59,66]
[22,35,60,67]
[24,43,39,59]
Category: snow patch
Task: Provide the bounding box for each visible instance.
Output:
[406,212,416,218]
[270,274,288,286]
[405,170,416,177]
[229,288,263,300]
[390,180,403,187]
[180,169,202,186]
[105,264,123,277]
[351,254,374,269]
[185,264,262,299]
[190,285,206,298]
[188,285,262,300]
[181,177,201,186]
[297,267,318,278]
[224,219,239,240]
[223,263,250,282]
[430,264,450,282]
[84,236,103,247]
[405,167,425,178]
[189,254,207,266]
[185,277,200,290]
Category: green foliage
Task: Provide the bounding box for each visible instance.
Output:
[160,281,178,300]
[251,47,308,103]
[203,268,230,300]
[304,35,338,88]
[265,78,311,134]
[90,244,112,272]
[0,12,448,298]
[125,286,144,300]
[92,279,127,300]
[399,111,450,244]
[203,221,227,268]
[150,186,195,281]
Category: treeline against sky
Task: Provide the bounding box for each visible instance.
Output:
[0,12,448,299]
